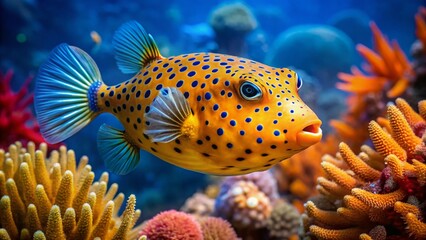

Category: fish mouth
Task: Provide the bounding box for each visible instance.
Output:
[296,120,322,147]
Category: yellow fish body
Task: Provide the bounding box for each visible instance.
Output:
[35,21,322,175]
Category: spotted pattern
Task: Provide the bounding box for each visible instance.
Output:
[97,52,320,175]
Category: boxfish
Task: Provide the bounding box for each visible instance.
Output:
[34,21,322,175]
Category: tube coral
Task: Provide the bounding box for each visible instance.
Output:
[303,99,426,239]
[0,141,141,239]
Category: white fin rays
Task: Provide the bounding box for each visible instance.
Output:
[144,87,192,143]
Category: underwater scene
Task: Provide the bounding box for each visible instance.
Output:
[1,0,426,239]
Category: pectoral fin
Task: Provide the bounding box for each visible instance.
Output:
[144,87,198,143]
[97,124,140,175]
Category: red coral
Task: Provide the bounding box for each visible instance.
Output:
[0,70,56,149]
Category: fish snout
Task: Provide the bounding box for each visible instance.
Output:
[296,120,322,147]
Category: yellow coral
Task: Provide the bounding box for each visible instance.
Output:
[387,105,422,156]
[0,142,141,239]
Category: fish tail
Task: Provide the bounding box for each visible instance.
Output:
[35,43,103,144]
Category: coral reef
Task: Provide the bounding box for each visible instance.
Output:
[0,141,141,239]
[303,99,426,239]
[0,70,54,149]
[209,2,257,56]
[266,25,355,87]
[139,210,203,240]
[199,216,239,240]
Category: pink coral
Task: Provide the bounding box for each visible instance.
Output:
[139,210,203,240]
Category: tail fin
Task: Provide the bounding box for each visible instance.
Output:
[35,43,103,144]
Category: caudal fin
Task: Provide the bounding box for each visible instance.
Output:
[35,43,103,144]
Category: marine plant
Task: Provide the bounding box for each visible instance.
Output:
[303,98,426,239]
[0,141,141,239]
[0,70,52,149]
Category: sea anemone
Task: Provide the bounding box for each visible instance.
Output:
[303,99,426,239]
[0,141,141,239]
[199,216,239,240]
[139,210,203,240]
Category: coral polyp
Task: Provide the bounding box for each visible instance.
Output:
[0,141,141,239]
[303,98,426,239]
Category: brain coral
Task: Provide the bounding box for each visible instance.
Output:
[266,25,355,87]
[139,210,203,240]
[0,141,141,239]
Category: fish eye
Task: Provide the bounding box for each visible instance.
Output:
[296,74,303,90]
[239,81,262,101]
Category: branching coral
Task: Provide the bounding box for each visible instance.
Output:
[0,141,141,239]
[303,99,426,239]
[0,71,56,149]
[330,11,426,149]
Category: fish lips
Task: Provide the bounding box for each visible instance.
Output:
[296,120,323,147]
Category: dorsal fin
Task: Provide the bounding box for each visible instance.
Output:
[112,21,162,74]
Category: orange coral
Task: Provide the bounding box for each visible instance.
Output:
[337,22,413,99]
[304,100,426,239]
[415,7,426,53]
[330,10,426,150]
